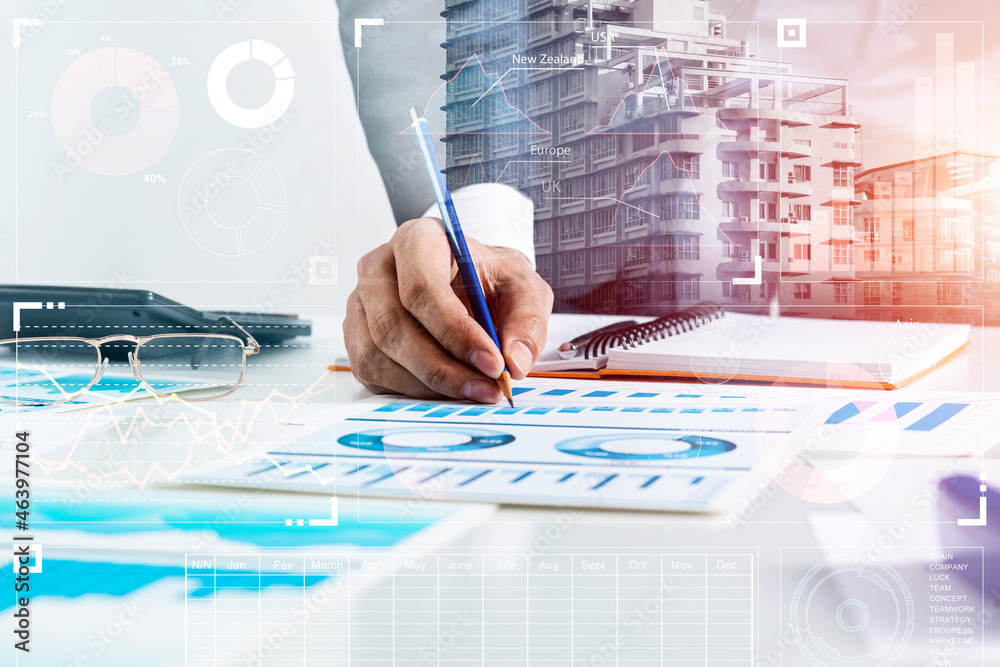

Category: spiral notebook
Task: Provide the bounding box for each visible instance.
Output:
[533,304,971,389]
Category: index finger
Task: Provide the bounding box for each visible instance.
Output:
[392,219,506,379]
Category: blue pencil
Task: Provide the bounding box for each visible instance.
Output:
[409,106,514,407]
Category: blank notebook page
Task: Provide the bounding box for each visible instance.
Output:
[606,313,970,383]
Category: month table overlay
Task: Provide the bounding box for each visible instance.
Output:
[185,552,756,665]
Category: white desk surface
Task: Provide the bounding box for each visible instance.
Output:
[229,321,1000,662]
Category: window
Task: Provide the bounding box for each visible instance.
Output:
[833,243,853,265]
[564,70,585,97]
[892,249,903,267]
[567,143,585,170]
[561,108,585,135]
[592,135,617,161]
[665,234,700,260]
[491,95,516,123]
[492,25,519,53]
[722,162,739,179]
[660,154,700,180]
[793,244,811,260]
[527,160,552,179]
[560,252,585,279]
[623,282,650,307]
[863,282,881,306]
[833,165,853,188]
[633,125,655,151]
[791,204,811,221]
[892,282,903,306]
[625,206,649,229]
[536,255,552,282]
[661,278,701,302]
[534,221,551,246]
[864,250,880,263]
[863,218,879,243]
[662,194,699,220]
[491,132,518,153]
[451,102,483,126]
[722,202,737,219]
[834,283,852,304]
[833,204,850,226]
[493,0,519,19]
[449,135,483,158]
[592,171,616,198]
[592,246,617,273]
[528,81,552,109]
[624,244,648,269]
[561,218,585,242]
[452,69,483,95]
[592,209,615,238]
[793,284,811,300]
[902,219,914,241]
[758,203,777,221]
[759,161,776,181]
[793,165,812,182]
[623,162,647,188]
[448,37,481,64]
[528,13,552,41]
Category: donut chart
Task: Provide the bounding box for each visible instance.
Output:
[50,47,180,176]
[208,40,294,128]
[556,433,736,460]
[177,148,287,256]
[790,555,914,666]
[338,427,515,453]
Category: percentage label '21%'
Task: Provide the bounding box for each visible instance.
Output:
[143,173,167,184]
[27,110,47,119]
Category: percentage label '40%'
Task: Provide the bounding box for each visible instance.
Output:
[143,174,167,184]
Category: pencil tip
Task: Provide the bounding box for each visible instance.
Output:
[497,371,514,408]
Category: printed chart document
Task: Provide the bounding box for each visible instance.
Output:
[195,378,1000,513]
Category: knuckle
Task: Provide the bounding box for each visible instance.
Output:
[368,308,403,351]
[397,273,433,311]
[438,318,475,355]
[423,363,453,396]
[353,346,384,385]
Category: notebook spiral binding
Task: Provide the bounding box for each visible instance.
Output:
[582,302,725,360]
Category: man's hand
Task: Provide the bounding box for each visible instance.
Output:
[344,218,554,403]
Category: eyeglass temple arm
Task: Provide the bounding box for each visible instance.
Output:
[190,316,261,370]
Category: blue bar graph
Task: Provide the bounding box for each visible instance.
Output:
[459,406,493,417]
[629,392,659,398]
[373,403,407,413]
[525,406,555,415]
[511,387,534,396]
[541,389,574,397]
[905,403,968,432]
[425,406,463,418]
[583,391,616,398]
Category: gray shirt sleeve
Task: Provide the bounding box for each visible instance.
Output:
[336,0,447,225]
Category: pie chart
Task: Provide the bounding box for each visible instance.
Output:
[177,148,287,257]
[50,47,180,176]
[207,40,294,128]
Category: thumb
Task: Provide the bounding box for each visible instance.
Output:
[495,281,552,380]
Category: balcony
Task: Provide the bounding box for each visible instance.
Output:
[780,140,812,159]
[717,108,813,127]
[658,138,704,155]
[718,179,812,198]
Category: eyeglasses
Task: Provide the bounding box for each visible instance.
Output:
[0,317,260,406]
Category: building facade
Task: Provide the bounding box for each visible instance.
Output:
[441,0,861,316]
[853,152,1000,324]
